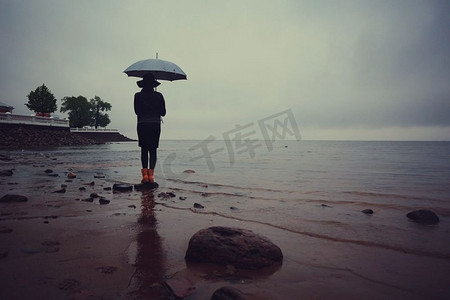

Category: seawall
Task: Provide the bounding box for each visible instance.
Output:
[0,124,134,149]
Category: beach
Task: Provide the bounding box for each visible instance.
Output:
[1,141,450,299]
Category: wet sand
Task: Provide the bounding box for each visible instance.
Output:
[1,153,450,299]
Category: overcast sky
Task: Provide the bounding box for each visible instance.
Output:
[1,0,449,140]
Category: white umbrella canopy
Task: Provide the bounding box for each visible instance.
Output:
[124,58,187,81]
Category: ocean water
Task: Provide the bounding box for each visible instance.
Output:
[10,140,450,259]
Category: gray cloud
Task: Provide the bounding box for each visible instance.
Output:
[1,0,449,140]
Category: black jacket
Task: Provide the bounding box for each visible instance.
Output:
[134,88,166,123]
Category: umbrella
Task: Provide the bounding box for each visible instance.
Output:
[124,58,187,81]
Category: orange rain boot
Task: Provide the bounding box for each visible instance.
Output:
[148,169,155,183]
[141,168,149,183]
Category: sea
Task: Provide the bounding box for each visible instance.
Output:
[6,140,450,259]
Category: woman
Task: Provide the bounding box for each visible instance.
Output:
[134,74,166,183]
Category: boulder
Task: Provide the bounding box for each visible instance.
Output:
[407,209,440,224]
[185,226,283,270]
[0,194,28,202]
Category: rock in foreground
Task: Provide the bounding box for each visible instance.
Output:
[406,209,440,224]
[185,226,283,270]
[0,194,28,202]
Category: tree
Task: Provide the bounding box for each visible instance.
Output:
[60,96,93,128]
[60,95,112,128]
[89,96,112,128]
[25,84,57,114]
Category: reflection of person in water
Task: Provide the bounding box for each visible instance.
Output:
[134,74,166,183]
[125,190,169,298]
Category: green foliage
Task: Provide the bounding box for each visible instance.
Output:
[90,96,112,128]
[60,95,112,128]
[25,84,57,113]
[60,96,93,128]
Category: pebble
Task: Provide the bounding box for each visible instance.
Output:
[0,194,28,202]
[99,197,110,205]
[67,172,76,179]
[193,203,204,209]
[0,169,13,176]
[112,183,132,192]
[158,192,176,199]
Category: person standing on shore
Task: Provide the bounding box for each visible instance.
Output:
[134,74,166,183]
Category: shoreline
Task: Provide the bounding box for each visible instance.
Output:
[1,149,449,299]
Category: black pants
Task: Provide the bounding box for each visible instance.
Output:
[137,122,161,169]
[141,147,157,169]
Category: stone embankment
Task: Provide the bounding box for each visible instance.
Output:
[0,124,133,149]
